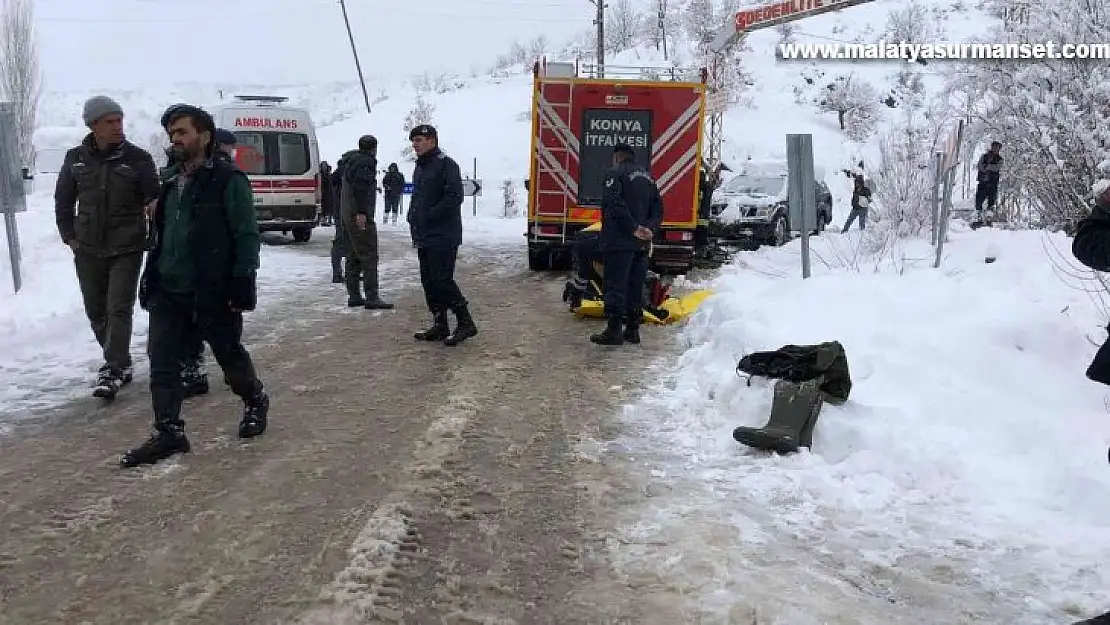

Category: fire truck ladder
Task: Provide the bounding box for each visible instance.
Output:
[534,81,574,245]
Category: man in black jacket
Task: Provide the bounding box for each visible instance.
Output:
[593,143,663,346]
[338,135,393,309]
[407,124,476,346]
[119,104,269,468]
[318,160,335,227]
[330,162,349,283]
[382,162,405,225]
[975,141,1003,222]
[1067,184,1110,625]
[54,96,161,400]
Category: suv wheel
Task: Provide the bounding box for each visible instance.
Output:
[814,212,827,235]
[292,227,312,243]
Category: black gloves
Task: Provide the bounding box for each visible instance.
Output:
[229,275,257,312]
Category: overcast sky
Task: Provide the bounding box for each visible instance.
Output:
[33,0,589,90]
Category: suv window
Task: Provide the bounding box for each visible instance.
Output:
[232,131,311,175]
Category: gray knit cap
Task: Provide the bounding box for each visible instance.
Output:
[82,95,124,126]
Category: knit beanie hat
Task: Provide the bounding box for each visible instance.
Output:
[82,95,124,126]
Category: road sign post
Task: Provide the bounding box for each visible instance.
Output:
[786,134,816,279]
[0,102,27,292]
[472,158,478,217]
[461,178,483,197]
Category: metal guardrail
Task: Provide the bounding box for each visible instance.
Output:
[578,63,703,82]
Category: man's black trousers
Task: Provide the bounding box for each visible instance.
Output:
[147,290,263,433]
[602,249,648,322]
[417,246,466,313]
[975,182,998,212]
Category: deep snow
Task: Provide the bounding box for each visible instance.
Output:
[607,226,1110,623]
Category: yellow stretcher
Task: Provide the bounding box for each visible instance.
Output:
[569,221,712,325]
[572,290,713,325]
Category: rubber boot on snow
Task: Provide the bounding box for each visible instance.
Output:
[414,311,450,341]
[733,378,825,453]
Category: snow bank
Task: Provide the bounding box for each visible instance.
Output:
[613,227,1110,623]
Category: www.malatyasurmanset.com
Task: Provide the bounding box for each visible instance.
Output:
[779,41,1110,62]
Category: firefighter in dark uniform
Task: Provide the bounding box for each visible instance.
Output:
[593,143,663,346]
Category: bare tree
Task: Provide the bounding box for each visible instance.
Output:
[884,1,935,44]
[871,105,943,237]
[606,0,646,52]
[400,94,436,162]
[816,73,880,140]
[0,0,42,168]
[501,179,520,218]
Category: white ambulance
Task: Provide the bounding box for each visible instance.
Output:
[212,95,320,242]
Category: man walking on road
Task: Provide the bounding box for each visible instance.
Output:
[407,124,477,346]
[592,143,662,346]
[975,141,1003,225]
[175,126,241,399]
[119,104,270,468]
[382,162,405,225]
[338,135,393,309]
[54,96,161,400]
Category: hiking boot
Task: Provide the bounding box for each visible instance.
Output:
[238,391,269,439]
[119,429,191,467]
[120,365,134,386]
[93,366,123,400]
[590,317,624,346]
[444,304,478,346]
[733,379,824,454]
[347,297,366,307]
[364,296,395,310]
[415,311,450,341]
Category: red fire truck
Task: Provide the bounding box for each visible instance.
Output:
[525,59,708,276]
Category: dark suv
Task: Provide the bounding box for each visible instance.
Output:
[708,172,833,247]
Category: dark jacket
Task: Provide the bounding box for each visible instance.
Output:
[139,158,260,313]
[850,174,872,211]
[977,152,1003,185]
[599,159,663,252]
[1073,187,1110,272]
[318,164,335,216]
[54,134,160,257]
[407,147,463,249]
[382,169,405,197]
[338,149,377,220]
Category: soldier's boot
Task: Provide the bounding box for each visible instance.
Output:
[622,313,642,344]
[733,379,824,454]
[444,303,478,346]
[181,359,209,399]
[590,316,625,346]
[345,275,365,307]
[415,311,450,341]
[362,266,394,310]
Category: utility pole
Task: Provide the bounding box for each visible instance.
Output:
[590,0,606,77]
[338,0,372,114]
[659,0,669,60]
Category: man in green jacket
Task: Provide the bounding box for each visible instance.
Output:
[120,104,269,468]
[54,96,160,400]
